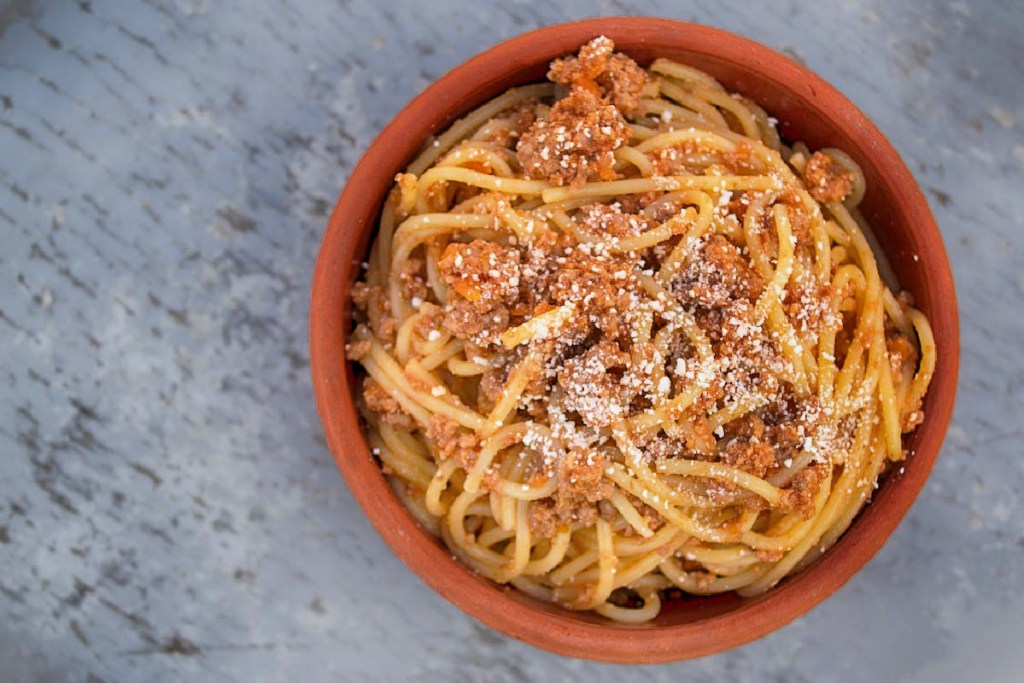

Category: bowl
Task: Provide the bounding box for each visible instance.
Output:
[309,17,959,663]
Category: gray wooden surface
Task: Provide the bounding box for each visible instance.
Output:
[1,1,1022,681]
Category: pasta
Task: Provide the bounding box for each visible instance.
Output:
[344,37,935,622]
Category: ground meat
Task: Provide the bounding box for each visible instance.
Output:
[576,203,654,238]
[686,415,716,454]
[442,296,510,347]
[548,36,649,114]
[529,447,614,537]
[764,421,802,465]
[887,330,924,433]
[558,447,612,501]
[722,439,776,478]
[391,172,419,217]
[650,139,707,176]
[759,197,813,248]
[463,340,503,365]
[674,552,707,574]
[426,414,479,468]
[721,191,754,219]
[615,192,662,215]
[363,377,416,431]
[515,231,568,312]
[784,270,835,335]
[782,205,806,248]
[675,235,764,308]
[832,313,854,366]
[724,413,767,442]
[512,340,562,416]
[549,249,623,310]
[422,178,452,212]
[548,248,637,341]
[509,102,541,136]
[625,493,666,534]
[437,240,521,311]
[781,460,829,517]
[618,341,659,408]
[350,281,396,345]
[345,337,372,361]
[557,341,630,428]
[351,281,375,311]
[597,498,617,521]
[803,151,854,203]
[435,239,520,347]
[478,366,506,404]
[902,403,925,432]
[403,371,433,396]
[516,86,630,186]
[398,257,428,302]
[376,317,397,345]
[722,141,760,174]
[887,331,919,381]
[706,236,764,302]
[528,500,560,537]
[413,302,444,336]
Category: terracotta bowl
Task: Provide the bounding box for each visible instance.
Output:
[310,18,959,663]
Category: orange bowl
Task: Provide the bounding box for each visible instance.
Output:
[309,18,959,662]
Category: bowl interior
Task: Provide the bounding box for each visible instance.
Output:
[311,18,959,661]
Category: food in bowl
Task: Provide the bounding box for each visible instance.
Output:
[344,37,935,623]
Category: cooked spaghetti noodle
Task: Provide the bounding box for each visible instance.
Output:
[345,38,935,622]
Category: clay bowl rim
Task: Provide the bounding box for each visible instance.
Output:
[309,17,960,663]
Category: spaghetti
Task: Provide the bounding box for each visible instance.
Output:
[345,37,935,622]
